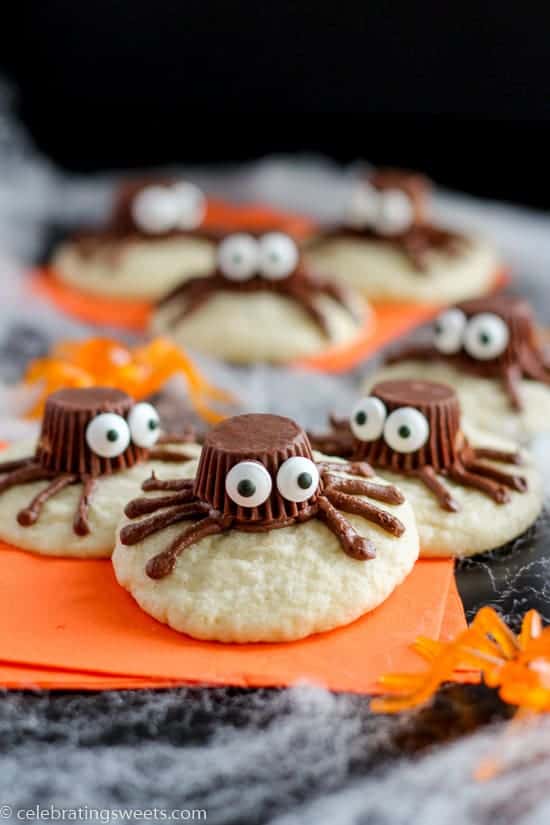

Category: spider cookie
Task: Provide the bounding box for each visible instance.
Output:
[309,379,543,558]
[152,232,368,363]
[373,295,550,441]
[0,387,199,558]
[52,179,216,300]
[305,168,498,304]
[113,413,419,642]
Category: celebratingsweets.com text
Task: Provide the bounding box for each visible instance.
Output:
[0,805,207,823]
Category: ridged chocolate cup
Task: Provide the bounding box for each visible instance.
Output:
[193,413,319,525]
[355,379,463,472]
[370,168,431,226]
[35,387,149,476]
[455,294,540,376]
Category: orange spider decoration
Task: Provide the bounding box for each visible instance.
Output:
[22,337,234,424]
[372,606,550,716]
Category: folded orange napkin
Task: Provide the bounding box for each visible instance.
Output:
[0,539,463,693]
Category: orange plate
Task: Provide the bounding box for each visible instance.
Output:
[0,541,462,693]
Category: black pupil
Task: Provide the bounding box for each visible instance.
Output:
[107,429,119,442]
[148,418,159,431]
[297,472,312,490]
[434,322,443,335]
[355,411,367,426]
[398,425,411,439]
[233,253,243,264]
[237,479,256,498]
[479,331,491,345]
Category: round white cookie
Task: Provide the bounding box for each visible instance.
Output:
[367,361,550,442]
[305,235,497,304]
[362,424,543,559]
[52,237,215,301]
[152,290,368,364]
[0,441,202,558]
[112,455,419,642]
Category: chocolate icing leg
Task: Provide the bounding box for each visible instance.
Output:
[414,466,460,513]
[385,342,438,365]
[142,473,195,492]
[17,474,77,526]
[0,457,35,473]
[322,473,404,505]
[473,446,522,465]
[120,502,211,545]
[146,515,225,579]
[124,487,196,518]
[317,460,374,478]
[147,448,195,462]
[316,496,376,560]
[0,464,54,493]
[323,488,405,537]
[462,461,528,493]
[73,476,96,536]
[446,465,510,504]
[503,364,523,411]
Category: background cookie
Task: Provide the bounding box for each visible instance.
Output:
[0,439,201,557]
[113,454,419,643]
[305,235,497,304]
[368,360,550,442]
[52,236,215,301]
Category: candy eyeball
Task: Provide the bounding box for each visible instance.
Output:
[86,413,131,458]
[131,186,179,234]
[258,233,299,280]
[375,189,414,236]
[350,397,387,442]
[128,402,161,449]
[276,456,320,503]
[383,407,429,453]
[218,234,259,281]
[225,460,273,507]
[346,183,380,229]
[463,313,510,360]
[433,308,467,354]
[171,182,206,230]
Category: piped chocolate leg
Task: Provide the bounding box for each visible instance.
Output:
[323,473,404,505]
[446,465,510,504]
[414,466,460,512]
[142,473,195,492]
[324,488,406,537]
[309,431,356,458]
[503,364,523,411]
[146,515,225,579]
[316,495,376,560]
[473,446,522,465]
[318,460,374,478]
[73,476,96,536]
[0,457,35,474]
[0,464,53,493]
[385,342,438,365]
[147,448,196,462]
[463,460,528,493]
[120,502,211,546]
[283,280,330,336]
[124,487,196,518]
[519,349,550,385]
[17,474,77,527]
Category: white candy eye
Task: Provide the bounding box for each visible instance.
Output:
[131,186,179,234]
[376,189,414,236]
[350,397,387,442]
[433,309,467,354]
[128,402,161,448]
[86,413,131,458]
[384,407,429,453]
[225,461,273,508]
[276,456,320,503]
[171,182,206,230]
[463,313,510,360]
[218,234,259,281]
[346,183,380,229]
[258,233,299,280]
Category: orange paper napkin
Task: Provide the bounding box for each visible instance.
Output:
[0,539,463,693]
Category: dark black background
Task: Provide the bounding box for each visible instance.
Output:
[3,1,550,205]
